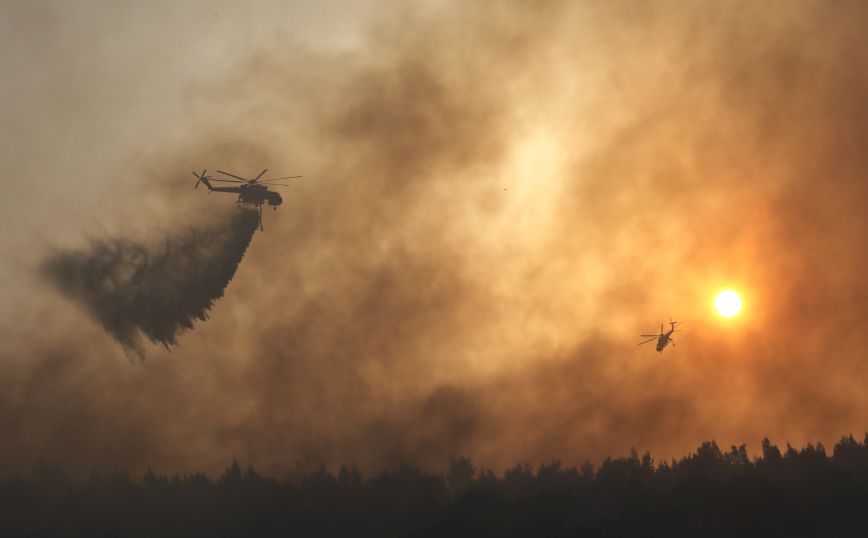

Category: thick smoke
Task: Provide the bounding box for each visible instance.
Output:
[4,0,868,477]
[40,209,259,354]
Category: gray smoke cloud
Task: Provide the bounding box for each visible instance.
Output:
[40,209,259,355]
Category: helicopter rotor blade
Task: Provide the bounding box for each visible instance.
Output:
[252,169,268,182]
[639,337,657,345]
[217,170,249,181]
[640,334,660,338]
[263,175,303,181]
[208,178,246,183]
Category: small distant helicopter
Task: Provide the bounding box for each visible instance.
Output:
[639,318,682,353]
[192,168,302,231]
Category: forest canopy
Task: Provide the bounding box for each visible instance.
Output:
[3,435,868,536]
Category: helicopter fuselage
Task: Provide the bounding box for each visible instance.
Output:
[656,332,672,352]
[203,182,283,208]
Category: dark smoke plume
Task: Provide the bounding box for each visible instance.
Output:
[41,209,259,355]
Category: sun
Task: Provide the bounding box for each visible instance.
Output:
[714,290,742,318]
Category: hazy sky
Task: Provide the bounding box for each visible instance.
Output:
[3,0,868,477]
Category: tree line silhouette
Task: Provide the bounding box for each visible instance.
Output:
[3,435,868,536]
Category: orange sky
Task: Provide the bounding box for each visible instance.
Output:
[2,0,868,476]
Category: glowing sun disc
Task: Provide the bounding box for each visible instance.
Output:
[714,290,742,317]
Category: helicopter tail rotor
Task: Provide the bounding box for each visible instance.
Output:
[193,169,213,189]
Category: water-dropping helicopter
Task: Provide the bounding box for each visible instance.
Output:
[192,168,302,230]
[639,318,682,353]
